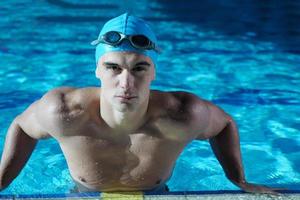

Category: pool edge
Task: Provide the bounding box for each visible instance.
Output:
[1,190,299,199]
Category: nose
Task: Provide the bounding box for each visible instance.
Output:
[119,70,134,91]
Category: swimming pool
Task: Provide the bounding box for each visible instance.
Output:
[0,0,299,195]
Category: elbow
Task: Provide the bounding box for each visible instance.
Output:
[0,171,12,191]
[0,183,8,191]
[0,176,8,191]
[225,114,234,125]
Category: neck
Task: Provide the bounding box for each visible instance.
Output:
[100,94,149,132]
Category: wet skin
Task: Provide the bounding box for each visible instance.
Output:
[45,88,201,191]
[0,52,280,194]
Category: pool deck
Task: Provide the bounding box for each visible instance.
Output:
[1,190,299,200]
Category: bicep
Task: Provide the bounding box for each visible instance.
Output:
[16,100,51,140]
[195,101,231,140]
[33,87,77,136]
[16,87,75,139]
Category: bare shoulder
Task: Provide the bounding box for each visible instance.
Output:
[34,86,100,137]
[16,87,100,139]
[38,86,77,114]
[150,90,231,140]
[15,87,74,139]
[150,90,208,117]
[39,86,99,112]
[176,91,232,140]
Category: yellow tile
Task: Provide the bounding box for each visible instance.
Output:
[101,191,143,200]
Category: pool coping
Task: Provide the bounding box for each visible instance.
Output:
[1,190,299,199]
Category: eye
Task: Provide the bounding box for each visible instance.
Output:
[107,65,121,72]
[133,66,146,72]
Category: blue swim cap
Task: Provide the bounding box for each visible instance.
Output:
[91,13,159,67]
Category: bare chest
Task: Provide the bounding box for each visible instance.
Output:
[59,123,189,166]
[57,121,190,190]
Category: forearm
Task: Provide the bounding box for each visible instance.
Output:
[209,118,246,185]
[0,119,37,190]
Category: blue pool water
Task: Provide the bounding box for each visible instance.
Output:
[0,0,300,194]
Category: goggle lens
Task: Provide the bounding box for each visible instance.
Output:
[131,35,150,48]
[103,31,121,44]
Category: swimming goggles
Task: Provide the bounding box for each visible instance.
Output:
[91,31,161,53]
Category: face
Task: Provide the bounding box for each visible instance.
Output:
[96,51,155,112]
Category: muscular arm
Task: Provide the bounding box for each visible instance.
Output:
[0,118,38,190]
[193,100,245,184]
[208,116,246,185]
[0,87,77,191]
[193,99,279,194]
[0,100,52,190]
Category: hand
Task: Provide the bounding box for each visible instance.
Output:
[236,181,285,195]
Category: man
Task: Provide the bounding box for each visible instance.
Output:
[0,13,279,194]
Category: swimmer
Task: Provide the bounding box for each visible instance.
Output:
[0,13,280,194]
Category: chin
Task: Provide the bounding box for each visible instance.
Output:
[113,101,137,113]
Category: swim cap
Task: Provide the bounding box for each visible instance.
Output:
[91,13,159,66]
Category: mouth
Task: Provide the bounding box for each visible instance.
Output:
[115,95,138,101]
